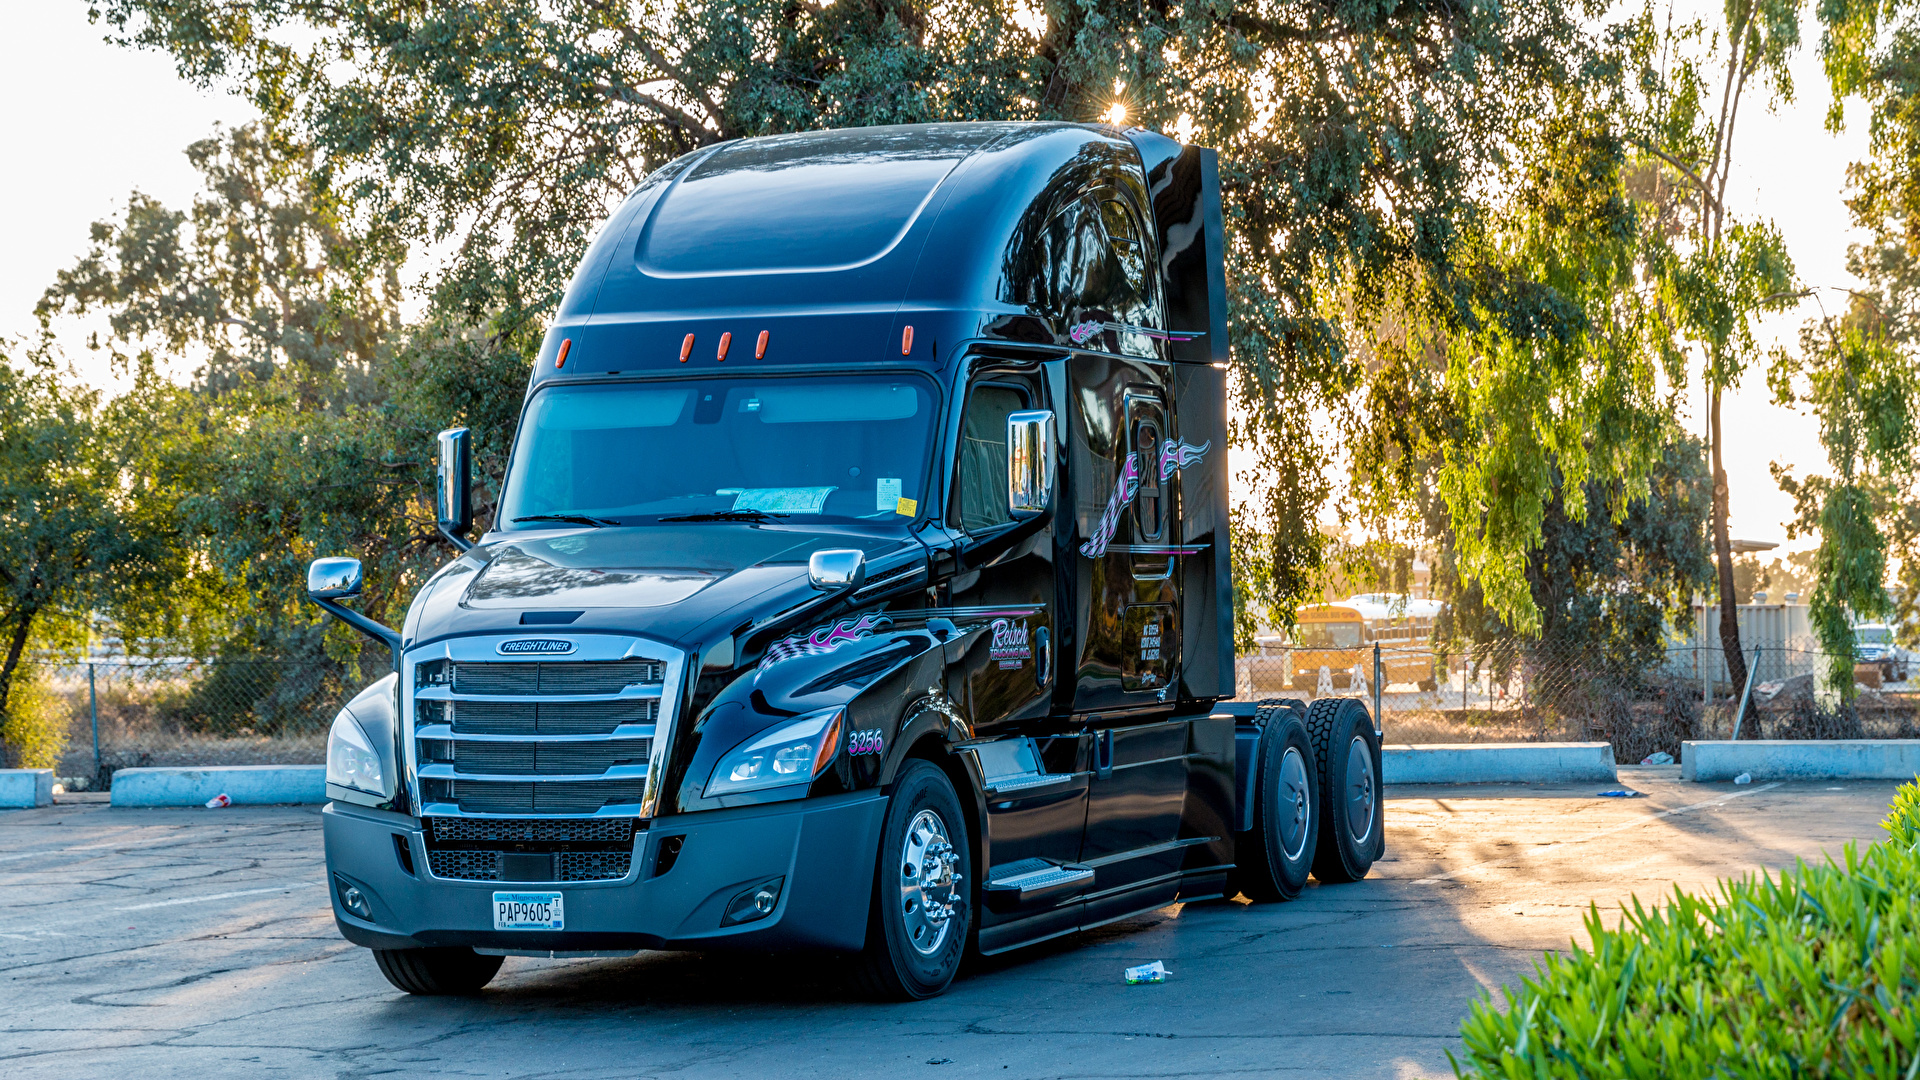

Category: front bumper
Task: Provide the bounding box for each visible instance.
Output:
[323,790,886,954]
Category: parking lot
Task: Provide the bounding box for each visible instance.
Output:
[0,771,1902,1079]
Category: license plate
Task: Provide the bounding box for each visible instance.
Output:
[493,892,564,930]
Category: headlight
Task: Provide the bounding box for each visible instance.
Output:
[327,709,389,797]
[705,708,843,797]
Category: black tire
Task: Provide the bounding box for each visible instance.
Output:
[372,947,503,995]
[1232,703,1318,901]
[1304,698,1384,883]
[854,759,972,1001]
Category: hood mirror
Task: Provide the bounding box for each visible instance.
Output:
[1008,409,1056,516]
[307,557,364,600]
[436,427,474,551]
[809,549,866,592]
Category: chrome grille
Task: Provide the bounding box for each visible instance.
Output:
[441,778,647,814]
[449,699,655,735]
[448,739,652,775]
[452,659,663,695]
[429,817,635,844]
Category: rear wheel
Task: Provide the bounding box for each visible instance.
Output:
[855,759,971,1001]
[1232,703,1318,901]
[372,947,503,995]
[1305,698,1384,883]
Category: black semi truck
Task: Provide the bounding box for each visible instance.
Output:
[309,121,1384,1000]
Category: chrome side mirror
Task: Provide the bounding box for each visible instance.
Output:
[809,549,866,591]
[1007,409,1056,516]
[308,557,364,600]
[436,427,473,550]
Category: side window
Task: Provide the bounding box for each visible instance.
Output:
[1099,199,1148,301]
[957,383,1028,533]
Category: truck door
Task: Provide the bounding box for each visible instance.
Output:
[1068,355,1191,912]
[941,361,1087,926]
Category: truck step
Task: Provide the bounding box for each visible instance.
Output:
[984,859,1094,912]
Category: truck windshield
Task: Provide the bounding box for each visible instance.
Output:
[500,374,937,528]
[1857,627,1892,645]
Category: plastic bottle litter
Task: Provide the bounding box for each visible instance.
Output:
[205,793,232,808]
[1734,773,1753,785]
[1596,790,1646,798]
[1641,752,1675,765]
[1124,961,1169,984]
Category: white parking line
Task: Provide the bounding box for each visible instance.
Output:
[115,882,324,911]
[0,842,129,865]
[1409,781,1785,885]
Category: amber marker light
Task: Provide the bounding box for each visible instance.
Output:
[901,325,914,355]
[717,331,731,361]
[812,710,844,775]
[554,338,572,369]
[755,330,769,360]
[680,333,695,362]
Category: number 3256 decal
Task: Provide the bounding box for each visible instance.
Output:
[848,729,886,756]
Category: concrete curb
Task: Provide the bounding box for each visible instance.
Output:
[1384,742,1617,784]
[0,769,54,808]
[1682,740,1920,782]
[109,765,326,807]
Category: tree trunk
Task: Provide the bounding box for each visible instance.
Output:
[0,606,37,723]
[1709,385,1753,737]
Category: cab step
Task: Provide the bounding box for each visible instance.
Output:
[984,858,1095,912]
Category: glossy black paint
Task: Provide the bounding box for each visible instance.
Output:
[355,122,1250,959]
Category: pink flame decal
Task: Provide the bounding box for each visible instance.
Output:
[1079,452,1141,558]
[758,612,891,675]
[1159,439,1211,480]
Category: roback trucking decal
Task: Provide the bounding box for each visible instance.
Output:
[1079,439,1212,559]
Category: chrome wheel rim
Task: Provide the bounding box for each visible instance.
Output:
[899,808,962,956]
[1277,746,1311,861]
[1345,735,1376,844]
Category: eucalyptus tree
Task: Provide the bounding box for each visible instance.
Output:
[94,0,1685,634]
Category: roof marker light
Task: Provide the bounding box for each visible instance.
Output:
[901,325,914,355]
[717,331,731,362]
[755,330,768,360]
[680,333,695,362]
[554,338,571,369]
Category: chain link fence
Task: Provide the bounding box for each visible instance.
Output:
[1234,640,1920,765]
[6,638,1909,788]
[9,657,354,789]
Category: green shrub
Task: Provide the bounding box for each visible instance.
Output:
[1,671,67,769]
[1453,783,1920,1078]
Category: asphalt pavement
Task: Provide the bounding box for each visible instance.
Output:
[0,768,1902,1079]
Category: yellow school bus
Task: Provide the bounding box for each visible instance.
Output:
[1279,595,1442,692]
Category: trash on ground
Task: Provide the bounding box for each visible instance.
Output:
[1124,960,1169,984]
[1596,790,1646,798]
[205,793,232,808]
[1640,752,1675,765]
[1734,773,1753,785]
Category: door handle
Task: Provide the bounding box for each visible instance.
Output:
[1033,626,1051,687]
[1095,728,1113,780]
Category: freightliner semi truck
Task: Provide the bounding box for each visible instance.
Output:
[307,121,1385,1000]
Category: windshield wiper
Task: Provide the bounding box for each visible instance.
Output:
[512,514,620,527]
[658,509,787,523]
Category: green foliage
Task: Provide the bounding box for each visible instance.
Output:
[1452,782,1920,1078]
[0,668,66,770]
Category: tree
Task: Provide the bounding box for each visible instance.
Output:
[98,0,1675,636]
[0,350,164,729]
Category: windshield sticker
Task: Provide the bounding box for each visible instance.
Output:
[1159,439,1210,479]
[1079,439,1211,558]
[990,618,1032,669]
[896,497,918,516]
[758,612,892,676]
[732,487,836,514]
[875,477,902,512]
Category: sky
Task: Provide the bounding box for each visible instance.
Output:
[0,3,1880,552]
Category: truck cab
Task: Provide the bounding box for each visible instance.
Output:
[310,122,1386,999]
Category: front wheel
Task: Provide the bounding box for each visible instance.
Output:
[1305,698,1384,883]
[372,947,503,995]
[855,759,971,1000]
